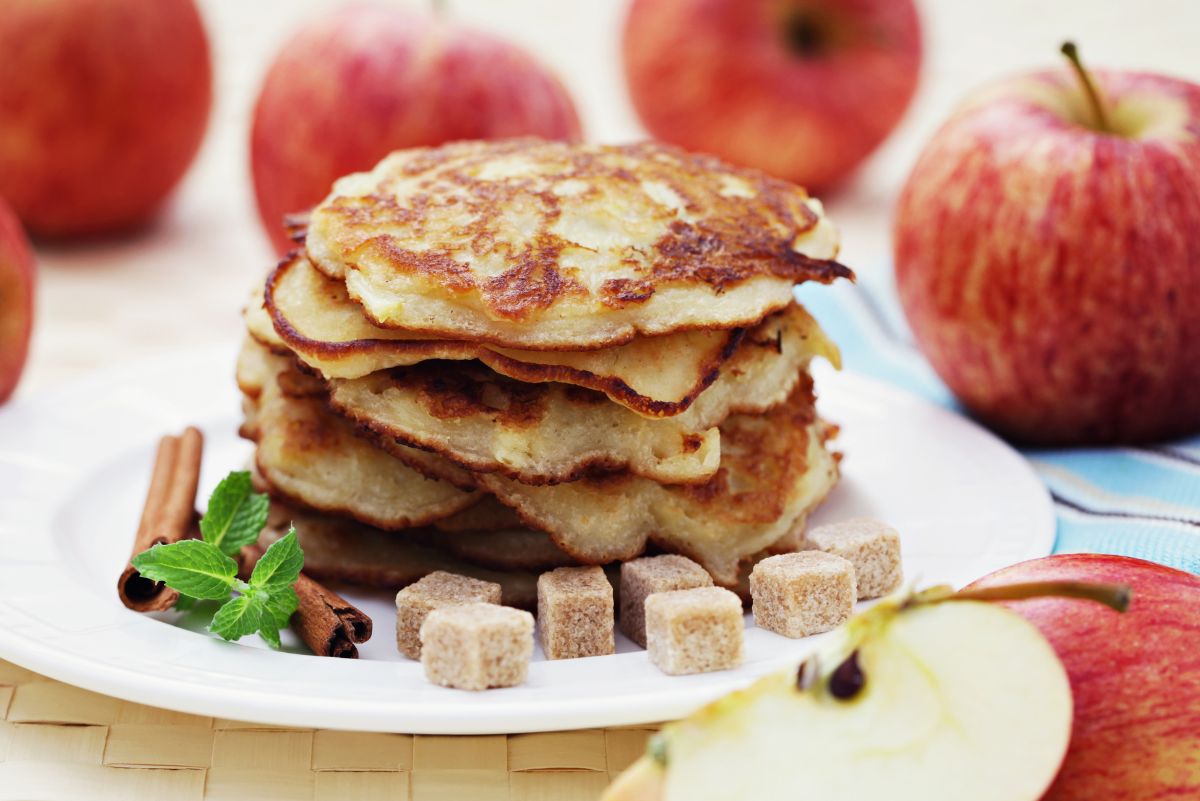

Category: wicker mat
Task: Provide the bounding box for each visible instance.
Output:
[0,660,656,801]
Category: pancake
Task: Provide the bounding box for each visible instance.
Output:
[433,495,524,531]
[328,304,835,485]
[241,339,478,529]
[244,280,290,354]
[373,436,481,491]
[236,317,281,394]
[475,378,840,587]
[426,496,576,570]
[263,252,747,417]
[258,504,543,610]
[238,395,260,442]
[304,139,851,349]
[428,525,578,572]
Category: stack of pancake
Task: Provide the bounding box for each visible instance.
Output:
[239,139,853,608]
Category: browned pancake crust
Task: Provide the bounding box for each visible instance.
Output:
[264,252,747,416]
[473,376,841,586]
[333,361,721,486]
[259,503,543,610]
[318,140,850,321]
[307,139,852,347]
[242,351,477,530]
[264,253,483,362]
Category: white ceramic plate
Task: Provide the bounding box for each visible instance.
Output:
[0,346,1054,733]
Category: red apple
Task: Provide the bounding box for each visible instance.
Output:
[0,0,211,239]
[895,45,1200,444]
[967,554,1200,800]
[0,196,36,403]
[251,3,583,255]
[622,0,921,190]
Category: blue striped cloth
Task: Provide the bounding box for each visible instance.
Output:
[796,273,1200,576]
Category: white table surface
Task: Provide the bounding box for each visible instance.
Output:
[16,0,1200,396]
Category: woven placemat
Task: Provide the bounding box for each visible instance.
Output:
[0,660,655,801]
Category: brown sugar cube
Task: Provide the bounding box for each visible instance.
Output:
[619,555,714,648]
[537,566,615,660]
[803,517,903,600]
[420,603,534,691]
[395,571,501,659]
[749,552,857,638]
[644,587,744,676]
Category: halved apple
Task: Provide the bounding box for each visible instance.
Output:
[606,583,1128,801]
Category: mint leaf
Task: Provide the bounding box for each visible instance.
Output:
[174,594,199,611]
[252,586,297,649]
[209,591,269,642]
[132,541,238,600]
[200,471,270,556]
[261,585,299,630]
[209,586,296,648]
[250,528,303,590]
[258,620,282,649]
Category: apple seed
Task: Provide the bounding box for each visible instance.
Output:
[796,655,819,691]
[828,650,865,700]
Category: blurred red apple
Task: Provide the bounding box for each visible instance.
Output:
[967,554,1200,800]
[0,0,211,239]
[622,0,921,190]
[895,45,1200,444]
[251,3,583,255]
[0,196,35,403]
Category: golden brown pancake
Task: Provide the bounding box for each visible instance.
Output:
[429,526,578,572]
[235,319,280,395]
[262,252,747,417]
[304,139,850,349]
[327,304,835,485]
[240,340,478,530]
[432,495,524,531]
[331,361,717,486]
[476,379,840,587]
[258,504,543,610]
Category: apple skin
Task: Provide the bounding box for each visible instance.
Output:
[894,69,1200,444]
[967,554,1200,800]
[0,0,211,239]
[251,4,583,255]
[0,196,36,404]
[622,0,921,190]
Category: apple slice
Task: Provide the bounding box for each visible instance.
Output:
[606,583,1127,801]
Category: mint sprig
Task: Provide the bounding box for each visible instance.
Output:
[248,528,304,588]
[199,471,271,556]
[131,539,239,600]
[130,471,303,648]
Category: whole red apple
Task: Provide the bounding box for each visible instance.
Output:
[967,554,1200,800]
[0,196,36,403]
[251,3,583,255]
[622,0,921,190]
[895,45,1200,444]
[0,0,211,239]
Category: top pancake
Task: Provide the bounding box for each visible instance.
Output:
[305,139,851,349]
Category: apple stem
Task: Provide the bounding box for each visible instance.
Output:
[954,580,1131,613]
[1060,41,1112,133]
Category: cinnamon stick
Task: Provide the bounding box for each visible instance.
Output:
[117,427,204,611]
[241,544,373,658]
